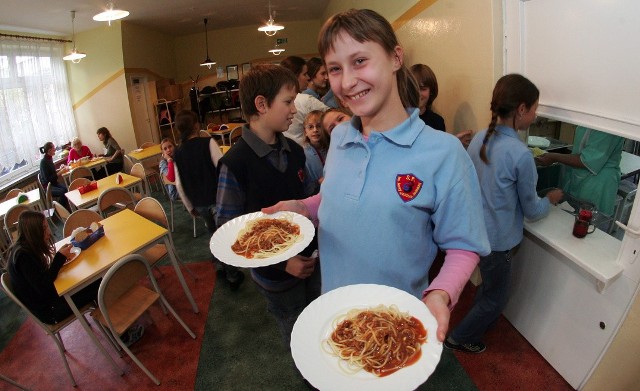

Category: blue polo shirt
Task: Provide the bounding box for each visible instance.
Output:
[467,125,550,251]
[318,108,490,298]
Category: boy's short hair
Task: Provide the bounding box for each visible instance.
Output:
[240,64,298,118]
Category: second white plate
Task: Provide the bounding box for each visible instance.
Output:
[209,211,315,268]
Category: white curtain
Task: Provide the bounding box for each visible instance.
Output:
[0,37,76,186]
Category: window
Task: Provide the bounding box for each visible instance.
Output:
[0,38,76,186]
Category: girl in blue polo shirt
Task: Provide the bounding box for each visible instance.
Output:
[264,9,490,343]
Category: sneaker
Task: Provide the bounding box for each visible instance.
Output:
[229,271,245,291]
[121,324,145,347]
[444,338,486,354]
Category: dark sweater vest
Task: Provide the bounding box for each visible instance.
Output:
[219,137,306,213]
[220,136,316,282]
[174,137,218,207]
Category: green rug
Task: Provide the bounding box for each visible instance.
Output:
[195,279,478,390]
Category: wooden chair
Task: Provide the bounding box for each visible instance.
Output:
[199,129,211,138]
[139,142,156,149]
[129,163,150,199]
[63,209,102,238]
[69,177,91,191]
[3,204,31,244]
[228,125,243,145]
[162,175,197,237]
[1,273,94,387]
[97,187,136,218]
[3,188,22,201]
[53,201,72,225]
[42,183,60,232]
[91,254,195,385]
[69,166,94,182]
[128,146,163,194]
[134,197,196,280]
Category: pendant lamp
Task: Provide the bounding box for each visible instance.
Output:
[200,18,216,69]
[93,2,130,26]
[63,11,86,64]
[258,1,284,36]
[268,43,285,56]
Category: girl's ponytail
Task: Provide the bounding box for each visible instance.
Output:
[480,113,498,164]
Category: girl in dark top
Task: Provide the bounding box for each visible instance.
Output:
[96,127,124,173]
[5,211,99,324]
[410,63,446,131]
[38,142,69,209]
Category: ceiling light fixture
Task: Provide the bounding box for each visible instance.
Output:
[63,11,86,64]
[200,18,216,69]
[258,1,284,36]
[268,43,285,56]
[93,2,130,25]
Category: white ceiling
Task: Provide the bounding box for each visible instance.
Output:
[0,0,329,37]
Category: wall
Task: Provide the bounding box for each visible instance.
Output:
[398,0,499,134]
[173,20,323,85]
[65,22,136,157]
[121,22,176,79]
[323,0,418,21]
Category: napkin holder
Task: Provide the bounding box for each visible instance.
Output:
[115,173,123,184]
[78,181,98,194]
[70,226,105,250]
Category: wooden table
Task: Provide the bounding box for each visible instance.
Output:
[208,122,243,146]
[127,144,161,163]
[65,173,142,211]
[61,157,109,186]
[54,209,200,375]
[0,188,43,219]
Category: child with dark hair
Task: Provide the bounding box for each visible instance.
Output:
[446,74,563,353]
[173,110,243,290]
[301,57,328,99]
[410,63,446,131]
[96,127,123,173]
[280,56,329,146]
[217,64,319,347]
[38,142,69,209]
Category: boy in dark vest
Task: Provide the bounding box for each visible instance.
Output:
[173,109,244,290]
[216,64,319,348]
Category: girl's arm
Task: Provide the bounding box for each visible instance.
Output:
[261,193,320,226]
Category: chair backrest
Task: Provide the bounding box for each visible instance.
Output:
[4,204,31,243]
[4,188,22,201]
[69,166,94,182]
[53,201,71,223]
[1,273,54,332]
[134,197,169,229]
[97,187,136,218]
[63,209,101,237]
[69,177,91,191]
[229,126,242,144]
[130,163,150,197]
[199,130,211,138]
[44,182,54,209]
[99,254,153,312]
[139,142,156,149]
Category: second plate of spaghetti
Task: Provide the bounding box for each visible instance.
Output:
[291,284,442,391]
[210,211,315,268]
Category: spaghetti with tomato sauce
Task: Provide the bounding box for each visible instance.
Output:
[231,216,301,259]
[325,304,427,377]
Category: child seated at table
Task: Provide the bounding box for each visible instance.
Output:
[158,138,178,201]
[216,64,319,348]
[4,211,144,344]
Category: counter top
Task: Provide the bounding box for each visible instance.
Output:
[524,202,623,291]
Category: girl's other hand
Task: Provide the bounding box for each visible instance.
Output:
[262,200,310,219]
[422,289,451,342]
[59,243,73,259]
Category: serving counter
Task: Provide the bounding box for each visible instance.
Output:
[503,201,640,389]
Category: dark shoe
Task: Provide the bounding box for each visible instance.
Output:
[229,271,245,291]
[121,324,145,347]
[444,338,485,353]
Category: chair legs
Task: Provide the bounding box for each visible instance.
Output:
[0,373,29,391]
[51,331,77,387]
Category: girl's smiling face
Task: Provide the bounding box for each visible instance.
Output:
[322,111,351,135]
[324,32,402,127]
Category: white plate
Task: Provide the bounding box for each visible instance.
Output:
[527,136,550,148]
[209,211,315,268]
[291,284,442,391]
[64,246,82,265]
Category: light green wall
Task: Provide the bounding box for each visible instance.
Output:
[121,22,176,79]
[324,0,418,20]
[65,21,124,104]
[173,19,323,84]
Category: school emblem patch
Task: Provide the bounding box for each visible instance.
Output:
[396,173,423,202]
